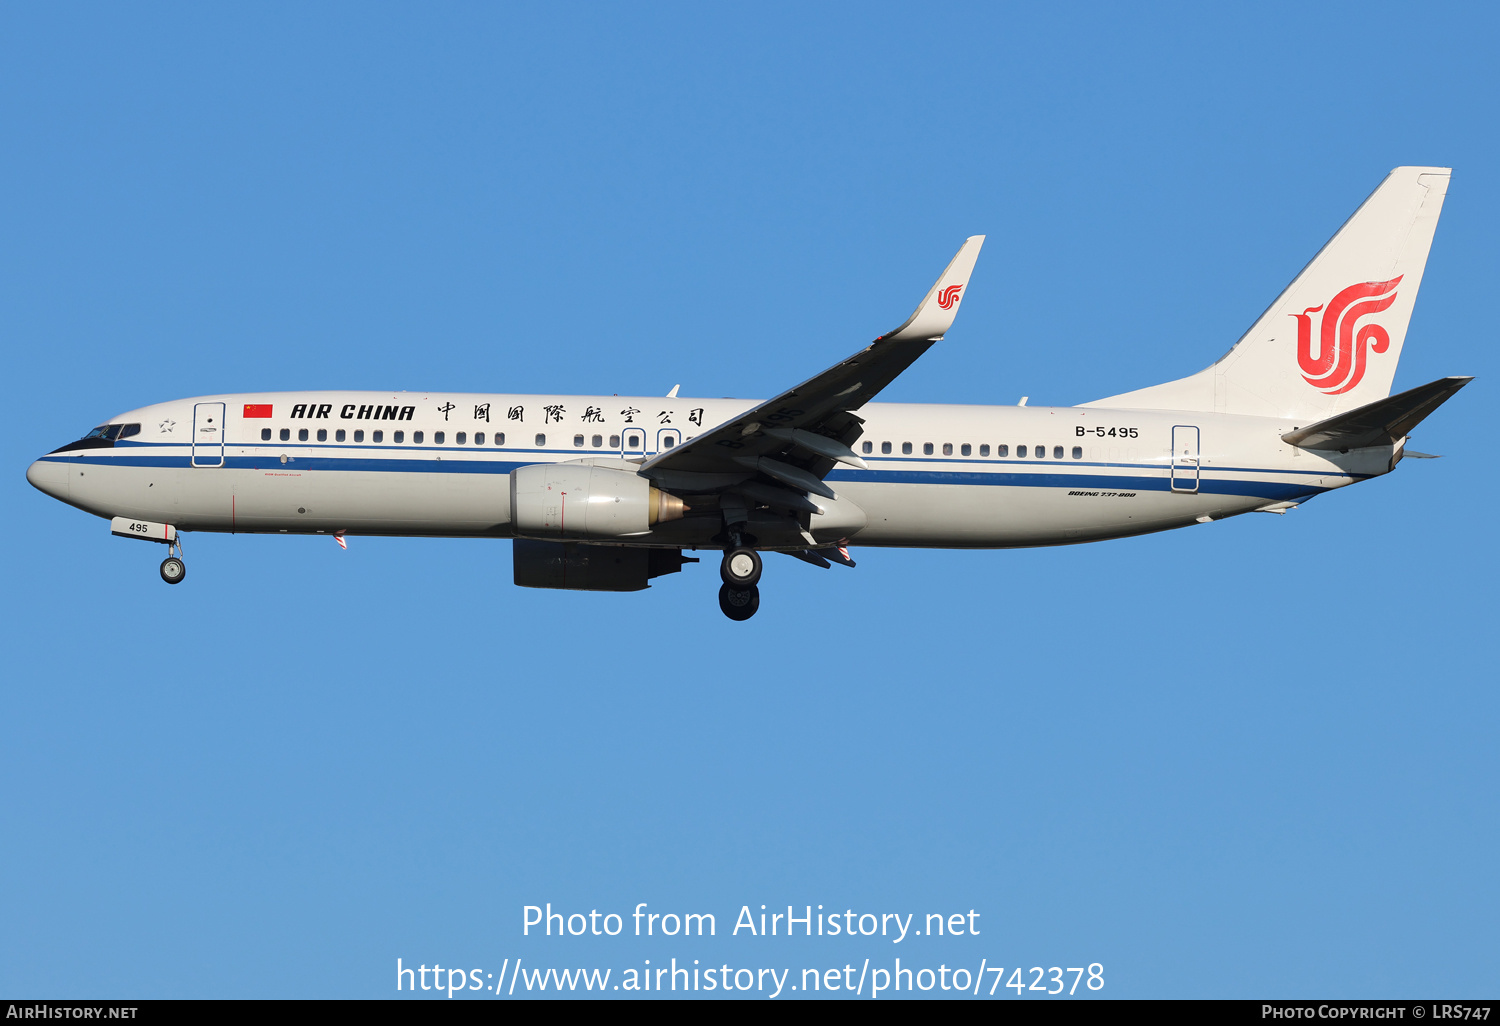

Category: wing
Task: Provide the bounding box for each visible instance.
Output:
[640,236,985,506]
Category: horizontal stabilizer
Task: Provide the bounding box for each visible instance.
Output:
[1282,375,1472,450]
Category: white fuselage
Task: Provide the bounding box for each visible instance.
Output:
[27,390,1396,550]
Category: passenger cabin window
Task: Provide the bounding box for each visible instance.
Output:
[354,430,364,442]
[997,444,1008,457]
[317,429,327,442]
[474,432,483,445]
[881,441,892,454]
[336,429,346,442]
[662,435,675,448]
[1016,445,1026,458]
[535,433,546,446]
[298,428,309,441]
[592,434,602,447]
[455,432,465,444]
[862,441,873,454]
[942,443,953,456]
[574,434,585,447]
[496,432,505,445]
[979,444,989,457]
[923,443,934,455]
[394,430,404,443]
[961,443,971,456]
[1072,445,1083,459]
[1035,444,1045,457]
[434,431,445,444]
[280,428,290,441]
[412,430,422,444]
[373,430,383,443]
[1054,445,1064,459]
[608,434,619,447]
[261,428,272,441]
[902,442,912,454]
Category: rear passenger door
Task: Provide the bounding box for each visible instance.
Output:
[1170,425,1200,493]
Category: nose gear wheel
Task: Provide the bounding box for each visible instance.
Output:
[160,556,186,584]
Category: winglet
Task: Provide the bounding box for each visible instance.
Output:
[880,235,985,342]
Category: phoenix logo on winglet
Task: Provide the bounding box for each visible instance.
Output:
[936,284,964,310]
[1293,277,1403,395]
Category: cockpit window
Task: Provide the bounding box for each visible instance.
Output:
[82,423,140,441]
[50,421,139,455]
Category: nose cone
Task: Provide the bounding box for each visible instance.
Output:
[27,459,70,501]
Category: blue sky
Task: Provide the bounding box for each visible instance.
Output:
[2,2,1495,999]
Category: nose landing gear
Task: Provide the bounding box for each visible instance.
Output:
[158,535,186,585]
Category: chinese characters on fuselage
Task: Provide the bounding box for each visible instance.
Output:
[280,401,705,427]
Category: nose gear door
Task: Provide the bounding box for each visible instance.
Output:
[192,402,226,467]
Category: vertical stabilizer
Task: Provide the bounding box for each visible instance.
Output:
[1084,167,1450,420]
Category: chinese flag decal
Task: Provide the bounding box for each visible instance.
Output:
[243,404,273,418]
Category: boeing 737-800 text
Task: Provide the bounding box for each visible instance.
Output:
[26,167,1469,619]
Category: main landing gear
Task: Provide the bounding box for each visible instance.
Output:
[718,545,762,621]
[718,582,759,621]
[720,546,762,587]
[712,535,857,620]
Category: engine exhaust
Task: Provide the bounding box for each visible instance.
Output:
[649,488,688,525]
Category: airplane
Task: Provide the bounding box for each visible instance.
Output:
[26,166,1470,620]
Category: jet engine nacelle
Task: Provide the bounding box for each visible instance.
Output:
[510,462,685,539]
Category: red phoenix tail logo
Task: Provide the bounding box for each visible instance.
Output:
[936,283,964,310]
[1292,276,1402,395]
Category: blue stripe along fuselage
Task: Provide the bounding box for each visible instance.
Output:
[42,448,1343,503]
